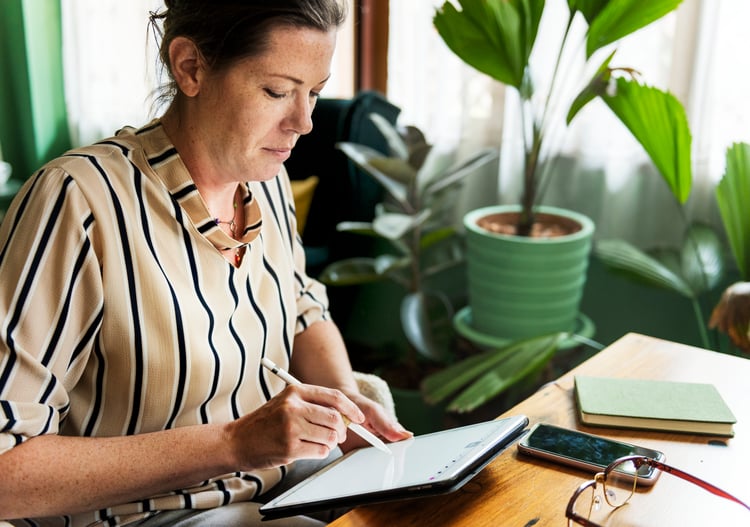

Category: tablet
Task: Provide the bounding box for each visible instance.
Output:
[260,414,529,519]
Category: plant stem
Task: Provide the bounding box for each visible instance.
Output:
[517,10,575,236]
[691,297,711,349]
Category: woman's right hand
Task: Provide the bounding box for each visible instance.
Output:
[224,383,364,471]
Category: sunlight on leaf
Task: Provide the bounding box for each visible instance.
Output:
[716,142,750,280]
[594,239,694,298]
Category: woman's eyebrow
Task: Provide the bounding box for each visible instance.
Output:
[268,73,332,86]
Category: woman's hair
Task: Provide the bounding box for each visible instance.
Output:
[149,0,348,107]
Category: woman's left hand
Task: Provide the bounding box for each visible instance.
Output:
[338,392,413,453]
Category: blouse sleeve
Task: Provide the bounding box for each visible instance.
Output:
[0,167,103,454]
[276,167,332,334]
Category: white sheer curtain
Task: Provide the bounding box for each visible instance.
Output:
[387,0,750,246]
[62,0,165,147]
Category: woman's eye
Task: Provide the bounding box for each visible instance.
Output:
[264,89,286,99]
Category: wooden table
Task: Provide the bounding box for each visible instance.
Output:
[330,333,750,526]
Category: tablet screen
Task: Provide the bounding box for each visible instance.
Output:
[261,415,528,515]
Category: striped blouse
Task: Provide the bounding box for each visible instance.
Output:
[0,120,330,526]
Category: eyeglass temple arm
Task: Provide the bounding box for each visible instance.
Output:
[650,460,750,511]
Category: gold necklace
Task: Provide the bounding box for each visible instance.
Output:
[214,200,242,266]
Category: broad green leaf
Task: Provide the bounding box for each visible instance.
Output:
[420,226,458,251]
[594,239,694,298]
[400,291,455,363]
[318,258,385,286]
[586,0,684,58]
[680,223,724,294]
[415,148,455,195]
[421,333,564,406]
[716,142,750,280]
[443,333,563,413]
[423,147,499,195]
[372,210,430,240]
[368,112,409,160]
[336,142,410,208]
[434,0,542,90]
[569,0,609,23]
[368,158,417,187]
[601,77,692,203]
[567,51,615,125]
[335,221,377,236]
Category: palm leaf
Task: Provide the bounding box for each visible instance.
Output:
[716,142,750,280]
[585,0,685,58]
[441,333,563,413]
[601,77,692,203]
[679,223,724,295]
[594,239,694,297]
[433,0,541,89]
[421,333,564,407]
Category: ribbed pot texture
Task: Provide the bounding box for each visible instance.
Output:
[463,205,595,340]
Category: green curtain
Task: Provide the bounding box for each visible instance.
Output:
[0,0,71,185]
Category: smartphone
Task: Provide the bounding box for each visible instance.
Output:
[517,423,665,485]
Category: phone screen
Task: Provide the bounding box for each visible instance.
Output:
[519,424,664,479]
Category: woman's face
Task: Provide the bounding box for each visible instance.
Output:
[190,25,337,184]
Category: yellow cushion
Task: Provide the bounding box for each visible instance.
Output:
[290,175,319,235]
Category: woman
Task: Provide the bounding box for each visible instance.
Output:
[0,1,411,525]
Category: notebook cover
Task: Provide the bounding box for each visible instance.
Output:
[574,376,736,436]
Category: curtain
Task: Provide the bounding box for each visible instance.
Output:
[61,0,165,147]
[387,0,750,247]
[0,0,71,183]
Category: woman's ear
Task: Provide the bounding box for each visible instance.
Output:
[168,36,203,97]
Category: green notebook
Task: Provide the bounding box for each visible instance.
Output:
[574,376,737,437]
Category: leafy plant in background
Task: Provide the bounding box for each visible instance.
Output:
[421,332,566,413]
[319,114,497,376]
[709,143,750,351]
[321,116,574,411]
[433,0,689,236]
[596,142,750,352]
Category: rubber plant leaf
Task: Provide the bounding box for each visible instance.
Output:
[318,258,385,286]
[415,147,455,196]
[336,142,410,209]
[600,76,692,204]
[716,142,750,280]
[594,239,694,298]
[420,333,564,407]
[335,221,377,236]
[584,0,685,58]
[433,0,543,90]
[372,210,431,241]
[368,112,409,160]
[423,147,499,195]
[400,290,455,363]
[442,333,564,413]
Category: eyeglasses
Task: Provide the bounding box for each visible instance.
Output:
[566,455,750,526]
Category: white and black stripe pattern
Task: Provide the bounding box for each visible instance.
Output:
[0,120,330,526]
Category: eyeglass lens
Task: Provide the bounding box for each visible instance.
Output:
[603,459,638,507]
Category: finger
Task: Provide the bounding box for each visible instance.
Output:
[296,384,366,426]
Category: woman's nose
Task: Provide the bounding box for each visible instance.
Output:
[287,97,314,135]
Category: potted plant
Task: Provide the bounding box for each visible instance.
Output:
[319,113,499,430]
[433,0,691,344]
[595,142,750,353]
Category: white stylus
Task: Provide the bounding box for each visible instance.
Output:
[261,357,391,454]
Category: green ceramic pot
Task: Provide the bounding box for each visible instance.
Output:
[461,205,594,341]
